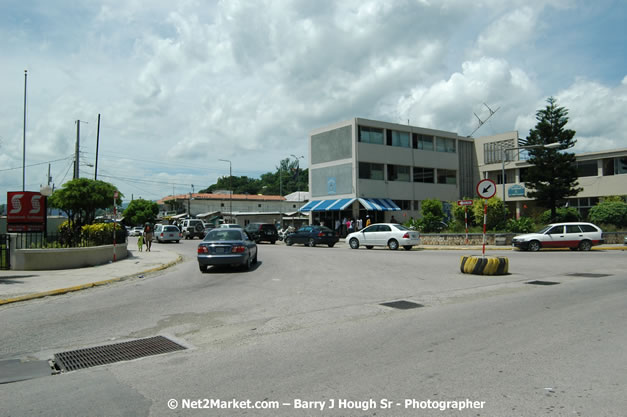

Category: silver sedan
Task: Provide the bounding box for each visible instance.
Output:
[197,229,258,272]
[346,223,420,250]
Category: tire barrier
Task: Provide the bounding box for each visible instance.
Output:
[460,255,509,276]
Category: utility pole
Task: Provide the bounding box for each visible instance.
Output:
[95,114,101,180]
[74,120,80,179]
[23,70,28,191]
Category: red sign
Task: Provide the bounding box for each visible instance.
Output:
[457,200,473,206]
[7,191,45,232]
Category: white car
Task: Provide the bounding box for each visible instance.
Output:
[130,226,144,237]
[511,222,604,252]
[346,223,420,250]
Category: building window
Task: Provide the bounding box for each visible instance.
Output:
[393,200,411,210]
[604,157,627,175]
[413,200,420,211]
[575,160,598,177]
[359,162,384,180]
[519,167,529,183]
[386,130,410,147]
[358,126,384,145]
[483,139,514,164]
[387,164,410,181]
[437,169,457,185]
[436,136,456,153]
[413,134,434,151]
[413,167,435,183]
[258,204,262,208]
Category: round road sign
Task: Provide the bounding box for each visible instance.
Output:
[476,179,497,199]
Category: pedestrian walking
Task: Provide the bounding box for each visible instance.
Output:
[137,234,144,252]
[144,223,153,252]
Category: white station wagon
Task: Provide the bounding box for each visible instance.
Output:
[512,222,604,252]
[346,223,420,251]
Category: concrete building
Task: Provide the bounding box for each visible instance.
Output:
[156,192,308,227]
[476,131,627,218]
[301,118,477,226]
[303,118,627,226]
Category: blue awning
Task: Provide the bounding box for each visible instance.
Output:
[358,198,401,211]
[299,198,356,212]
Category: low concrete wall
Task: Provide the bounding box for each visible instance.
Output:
[421,231,626,246]
[9,236,128,270]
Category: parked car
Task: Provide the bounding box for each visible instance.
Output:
[284,225,339,247]
[154,224,182,243]
[197,229,258,272]
[244,223,278,244]
[130,226,144,237]
[511,222,604,251]
[346,223,420,250]
[180,219,206,239]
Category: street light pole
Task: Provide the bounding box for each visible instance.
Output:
[23,70,28,191]
[290,154,304,195]
[218,159,232,223]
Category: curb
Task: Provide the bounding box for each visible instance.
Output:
[0,255,184,306]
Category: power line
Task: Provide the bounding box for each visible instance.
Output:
[0,155,73,172]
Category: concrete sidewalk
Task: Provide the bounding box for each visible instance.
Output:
[0,245,184,306]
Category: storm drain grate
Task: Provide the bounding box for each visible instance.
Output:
[53,336,186,372]
[566,273,611,278]
[380,300,424,310]
[526,280,560,286]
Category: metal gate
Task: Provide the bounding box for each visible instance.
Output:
[0,234,9,270]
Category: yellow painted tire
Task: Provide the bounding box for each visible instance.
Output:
[460,255,508,275]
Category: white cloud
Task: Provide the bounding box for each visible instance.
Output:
[474,7,538,56]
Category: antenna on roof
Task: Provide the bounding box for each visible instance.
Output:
[467,103,500,137]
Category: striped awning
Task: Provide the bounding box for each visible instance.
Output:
[298,198,356,212]
[358,198,401,211]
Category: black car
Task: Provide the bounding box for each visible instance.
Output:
[244,223,278,244]
[285,225,339,247]
[197,229,258,272]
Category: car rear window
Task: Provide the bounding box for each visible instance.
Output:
[260,224,275,230]
[579,224,599,233]
[205,230,242,241]
[164,226,179,232]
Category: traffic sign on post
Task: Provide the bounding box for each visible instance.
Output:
[476,179,497,199]
[457,199,473,206]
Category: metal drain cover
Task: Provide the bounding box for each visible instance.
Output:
[54,336,186,372]
[526,280,560,286]
[566,273,611,278]
[380,300,424,310]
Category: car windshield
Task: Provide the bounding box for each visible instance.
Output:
[205,230,242,241]
[537,226,551,234]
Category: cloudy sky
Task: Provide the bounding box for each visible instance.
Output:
[1,0,626,204]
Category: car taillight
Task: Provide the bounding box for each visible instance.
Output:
[179,233,183,237]
[318,232,324,237]
[231,245,246,253]
[160,233,164,237]
[197,246,209,254]
[402,232,410,239]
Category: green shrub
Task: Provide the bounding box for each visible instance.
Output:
[471,197,508,231]
[82,223,126,246]
[506,217,535,233]
[588,201,627,227]
[539,207,580,223]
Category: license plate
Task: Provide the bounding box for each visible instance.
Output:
[215,248,225,254]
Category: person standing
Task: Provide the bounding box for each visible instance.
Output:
[357,218,363,231]
[144,223,153,252]
[365,215,371,227]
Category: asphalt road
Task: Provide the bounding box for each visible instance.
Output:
[1,240,626,416]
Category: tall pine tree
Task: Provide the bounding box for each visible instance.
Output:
[523,97,582,220]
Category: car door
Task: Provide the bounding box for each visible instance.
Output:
[564,224,583,248]
[296,226,312,244]
[375,224,393,245]
[542,225,565,248]
[360,225,378,245]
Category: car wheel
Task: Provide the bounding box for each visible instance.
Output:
[285,237,293,246]
[244,255,253,271]
[175,240,179,243]
[579,240,592,251]
[328,243,335,248]
[366,245,374,250]
[388,239,399,250]
[349,238,360,249]
[271,240,276,244]
[403,245,413,251]
[199,264,208,273]
[307,238,316,247]
[252,250,258,264]
[528,240,541,252]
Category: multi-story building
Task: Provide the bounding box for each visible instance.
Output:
[302,118,627,225]
[476,131,627,218]
[300,118,477,226]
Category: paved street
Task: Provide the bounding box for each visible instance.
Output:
[1,239,626,416]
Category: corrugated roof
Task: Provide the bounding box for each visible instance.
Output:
[157,193,286,204]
